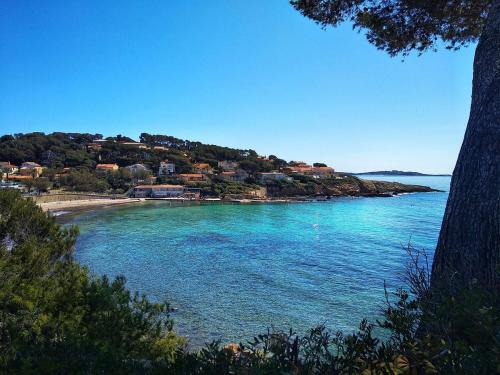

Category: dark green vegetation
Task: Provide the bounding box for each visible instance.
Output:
[291,0,500,299]
[1,190,497,373]
[291,0,491,56]
[0,190,184,373]
[0,132,262,172]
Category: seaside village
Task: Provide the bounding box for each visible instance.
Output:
[0,138,335,201]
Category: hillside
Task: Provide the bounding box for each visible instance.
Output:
[0,132,439,198]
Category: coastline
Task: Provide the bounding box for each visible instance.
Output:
[40,197,301,217]
[40,191,442,218]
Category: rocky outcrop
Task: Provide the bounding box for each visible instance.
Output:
[266,175,440,198]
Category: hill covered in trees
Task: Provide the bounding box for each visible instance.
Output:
[0,132,438,198]
[0,132,270,172]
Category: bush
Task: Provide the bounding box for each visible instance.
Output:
[59,170,109,192]
[0,190,185,372]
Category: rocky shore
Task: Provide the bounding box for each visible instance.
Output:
[265,175,440,198]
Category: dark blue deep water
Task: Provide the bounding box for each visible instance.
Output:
[72,175,450,346]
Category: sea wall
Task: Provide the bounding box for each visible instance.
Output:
[29,192,123,204]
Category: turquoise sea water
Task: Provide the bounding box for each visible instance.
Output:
[73,175,451,346]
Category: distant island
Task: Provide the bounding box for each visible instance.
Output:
[353,170,451,177]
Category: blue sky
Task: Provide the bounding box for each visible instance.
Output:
[0,1,474,173]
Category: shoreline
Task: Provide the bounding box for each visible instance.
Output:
[40,197,300,217]
[39,190,443,218]
[39,198,145,216]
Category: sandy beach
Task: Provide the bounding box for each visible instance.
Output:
[39,198,144,215]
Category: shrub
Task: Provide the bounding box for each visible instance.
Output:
[0,190,185,373]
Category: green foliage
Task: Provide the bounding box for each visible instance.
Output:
[202,179,259,197]
[290,0,492,55]
[0,132,96,168]
[140,133,260,165]
[105,168,134,193]
[31,178,51,193]
[0,190,185,373]
[59,170,109,193]
[239,159,274,174]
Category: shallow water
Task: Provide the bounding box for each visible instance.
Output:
[73,175,450,346]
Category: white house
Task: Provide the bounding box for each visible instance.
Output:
[132,184,185,198]
[158,160,175,176]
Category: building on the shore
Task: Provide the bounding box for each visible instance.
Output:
[184,187,201,199]
[96,163,119,172]
[126,163,150,174]
[158,160,175,176]
[178,173,207,183]
[217,160,239,171]
[219,169,249,183]
[0,162,18,175]
[259,172,290,183]
[19,162,43,177]
[193,163,213,174]
[132,184,185,198]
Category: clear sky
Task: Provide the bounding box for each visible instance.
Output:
[0,1,475,173]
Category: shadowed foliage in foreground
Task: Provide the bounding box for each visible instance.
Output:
[0,190,498,374]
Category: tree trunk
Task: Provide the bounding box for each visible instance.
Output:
[431,0,500,293]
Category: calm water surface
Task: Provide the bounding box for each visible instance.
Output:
[73,175,450,346]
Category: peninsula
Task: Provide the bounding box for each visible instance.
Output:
[353,170,451,177]
[0,133,440,209]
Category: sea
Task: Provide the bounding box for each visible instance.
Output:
[72,175,451,347]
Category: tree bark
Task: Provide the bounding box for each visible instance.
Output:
[431,0,500,293]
